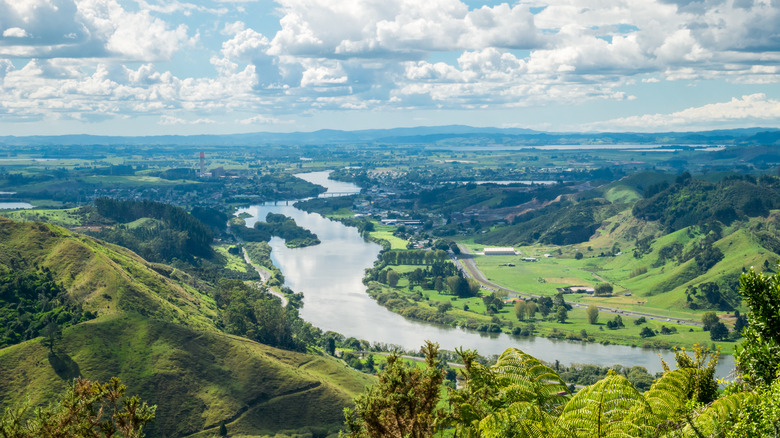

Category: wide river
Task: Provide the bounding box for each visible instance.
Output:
[237,171,735,377]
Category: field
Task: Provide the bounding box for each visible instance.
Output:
[369,224,409,250]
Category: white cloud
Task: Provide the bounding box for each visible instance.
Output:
[0,0,193,60]
[586,94,780,131]
[159,115,217,125]
[239,114,290,124]
[2,28,29,38]
[268,0,540,59]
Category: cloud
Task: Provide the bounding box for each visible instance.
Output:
[159,115,217,125]
[2,28,29,38]
[268,0,540,59]
[0,0,193,60]
[2,0,780,131]
[585,94,780,131]
[238,114,290,124]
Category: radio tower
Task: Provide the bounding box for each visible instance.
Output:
[199,152,205,177]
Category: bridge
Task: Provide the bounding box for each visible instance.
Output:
[319,191,358,198]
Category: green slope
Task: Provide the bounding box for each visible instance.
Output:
[0,218,373,437]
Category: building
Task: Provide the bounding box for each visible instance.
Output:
[484,247,516,255]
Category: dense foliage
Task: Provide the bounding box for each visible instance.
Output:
[633,173,780,232]
[213,279,320,351]
[90,198,214,260]
[254,213,321,247]
[476,199,620,246]
[0,268,94,348]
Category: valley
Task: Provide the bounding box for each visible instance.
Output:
[1,132,778,436]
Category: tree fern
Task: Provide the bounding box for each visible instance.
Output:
[478,402,563,438]
[558,370,652,437]
[633,368,694,430]
[672,392,758,438]
[492,348,570,413]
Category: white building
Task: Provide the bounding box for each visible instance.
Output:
[484,247,516,255]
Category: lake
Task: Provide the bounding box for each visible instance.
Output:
[0,202,33,210]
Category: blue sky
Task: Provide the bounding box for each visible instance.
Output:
[1,0,780,136]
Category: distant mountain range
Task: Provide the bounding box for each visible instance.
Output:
[2,125,779,147]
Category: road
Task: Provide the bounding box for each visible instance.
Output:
[242,247,289,307]
[453,244,703,328]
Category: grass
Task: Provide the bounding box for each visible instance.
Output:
[372,255,740,353]
[82,175,197,185]
[0,217,375,438]
[0,207,84,226]
[463,213,779,323]
[213,244,249,273]
[369,224,409,250]
[0,314,375,438]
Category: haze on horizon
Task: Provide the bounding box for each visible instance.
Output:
[1,0,780,137]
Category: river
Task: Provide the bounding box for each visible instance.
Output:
[237,171,735,377]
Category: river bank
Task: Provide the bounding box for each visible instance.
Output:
[236,170,735,376]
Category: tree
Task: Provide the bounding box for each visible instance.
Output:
[526,301,537,319]
[594,283,613,296]
[325,337,336,356]
[556,306,568,323]
[219,421,228,437]
[736,266,780,387]
[514,300,527,321]
[41,321,62,353]
[387,270,400,287]
[344,341,443,438]
[639,327,655,338]
[538,297,553,317]
[575,252,584,260]
[710,322,728,341]
[701,311,719,331]
[586,305,599,324]
[0,377,155,438]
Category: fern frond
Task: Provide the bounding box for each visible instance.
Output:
[638,368,694,424]
[558,371,651,438]
[478,401,563,438]
[675,392,758,438]
[492,348,569,412]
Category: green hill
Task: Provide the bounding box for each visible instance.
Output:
[470,174,780,314]
[0,218,373,437]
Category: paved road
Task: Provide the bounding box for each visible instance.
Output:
[453,244,703,328]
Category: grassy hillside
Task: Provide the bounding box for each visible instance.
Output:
[0,218,373,437]
[0,315,373,437]
[465,174,780,318]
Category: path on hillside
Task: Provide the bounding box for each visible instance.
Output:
[454,245,703,328]
[229,221,289,307]
[242,246,289,307]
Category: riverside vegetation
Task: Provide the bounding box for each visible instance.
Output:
[344,265,780,437]
[297,171,780,353]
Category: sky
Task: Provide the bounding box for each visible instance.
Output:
[1,0,780,136]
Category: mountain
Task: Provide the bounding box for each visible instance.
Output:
[1,126,778,147]
[0,218,373,437]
